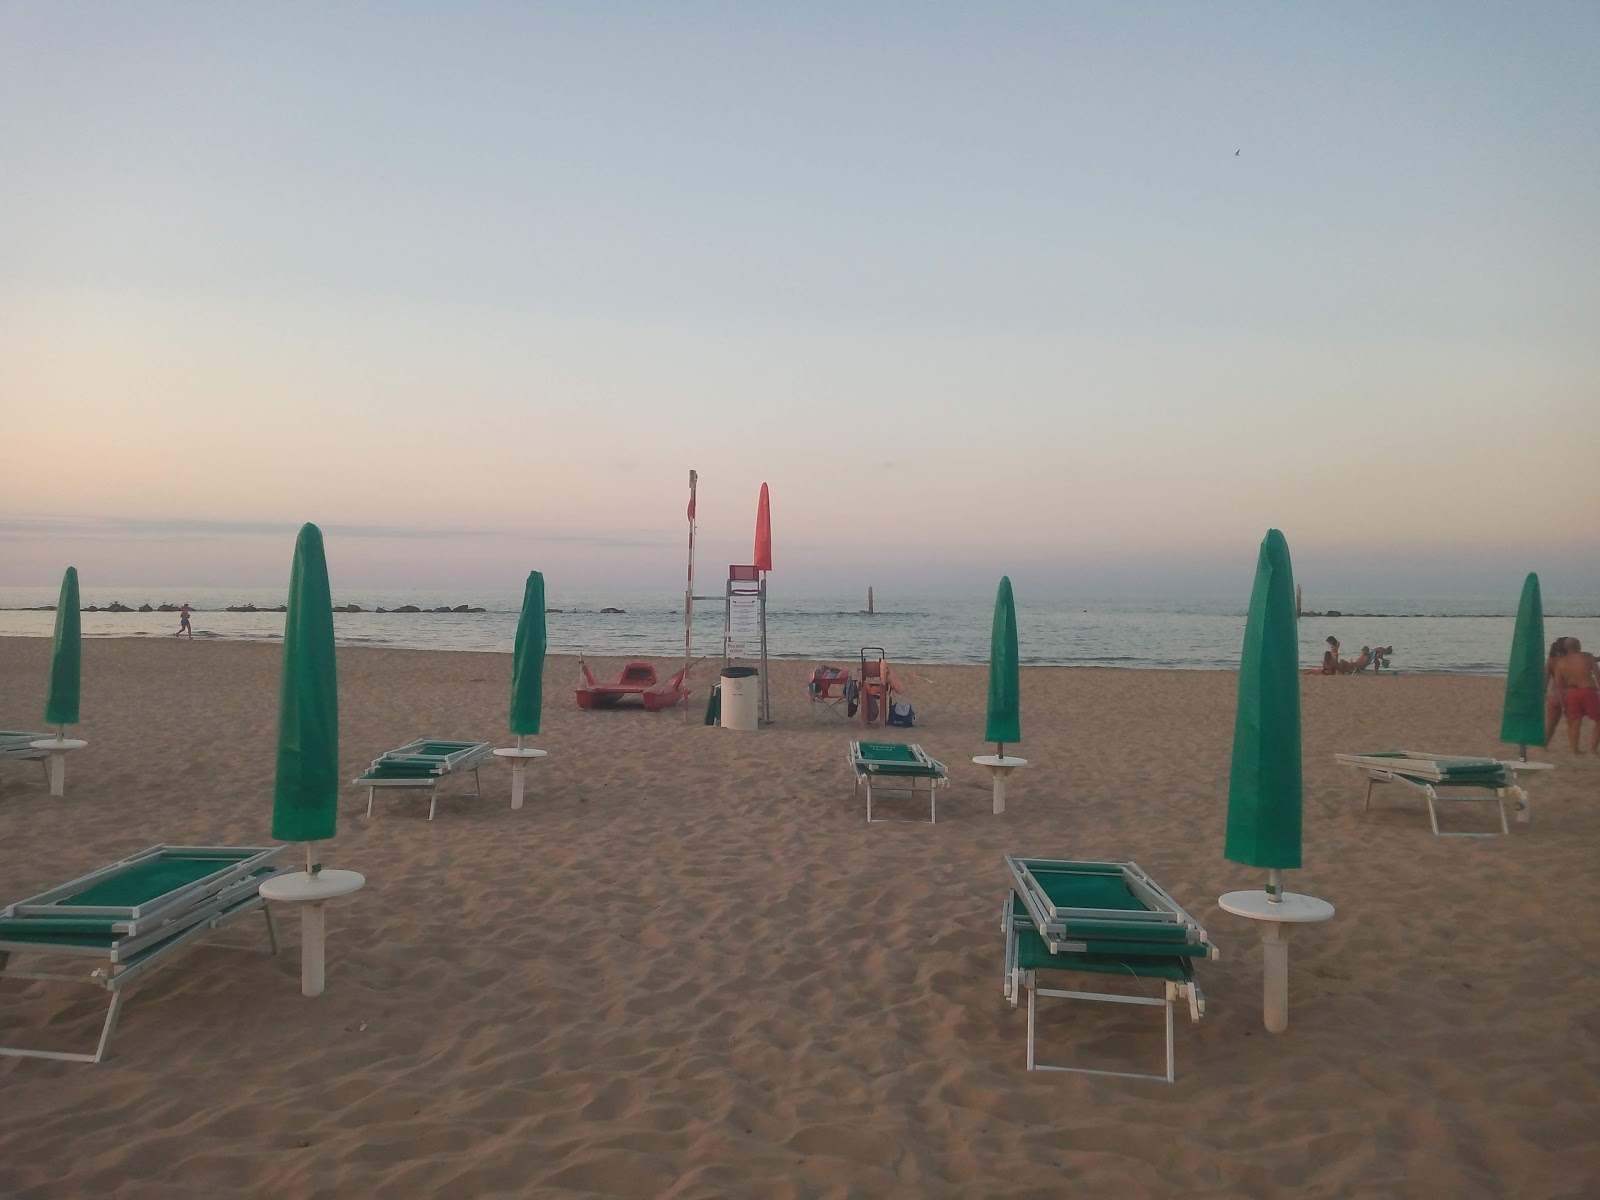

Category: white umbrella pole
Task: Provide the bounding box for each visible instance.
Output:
[1264,870,1287,1031]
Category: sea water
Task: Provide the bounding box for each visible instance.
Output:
[2,586,1597,674]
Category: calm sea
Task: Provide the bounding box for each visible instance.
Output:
[2,585,1597,675]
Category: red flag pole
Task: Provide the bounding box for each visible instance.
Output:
[684,470,698,723]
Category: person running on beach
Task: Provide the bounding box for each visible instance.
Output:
[176,604,193,639]
[1551,638,1600,754]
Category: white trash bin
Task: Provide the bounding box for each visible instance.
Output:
[720,666,760,731]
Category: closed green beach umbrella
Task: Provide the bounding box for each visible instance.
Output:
[272,523,339,863]
[1225,529,1302,888]
[1499,572,1545,754]
[510,570,546,739]
[44,566,81,730]
[985,575,1021,752]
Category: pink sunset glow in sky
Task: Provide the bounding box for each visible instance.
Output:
[2,5,1596,598]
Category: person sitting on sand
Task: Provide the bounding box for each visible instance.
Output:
[1545,637,1572,746]
[1308,636,1341,675]
[1551,637,1600,754]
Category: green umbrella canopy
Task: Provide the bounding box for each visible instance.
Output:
[509,570,547,736]
[1224,529,1303,871]
[984,575,1021,746]
[1499,572,1545,747]
[272,524,338,846]
[44,566,81,727]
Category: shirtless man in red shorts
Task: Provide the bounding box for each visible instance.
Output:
[1552,638,1600,754]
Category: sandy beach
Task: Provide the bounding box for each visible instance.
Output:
[2,635,1598,1199]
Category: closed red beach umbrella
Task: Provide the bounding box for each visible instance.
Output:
[754,483,773,572]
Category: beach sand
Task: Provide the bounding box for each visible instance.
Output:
[1,636,1597,1198]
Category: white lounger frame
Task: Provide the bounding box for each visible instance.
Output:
[1334,752,1545,837]
[0,732,51,789]
[848,743,949,824]
[1000,895,1204,1083]
[357,739,492,821]
[0,856,285,1063]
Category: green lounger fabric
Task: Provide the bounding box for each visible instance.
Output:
[854,743,945,776]
[363,761,445,779]
[63,857,237,909]
[856,743,920,763]
[1009,893,1197,946]
[1354,752,1509,784]
[1026,869,1149,913]
[1014,930,1194,980]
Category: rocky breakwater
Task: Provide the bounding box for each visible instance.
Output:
[368,604,487,614]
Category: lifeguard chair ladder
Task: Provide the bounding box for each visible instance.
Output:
[723,565,770,723]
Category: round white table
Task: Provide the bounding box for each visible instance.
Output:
[260,869,365,997]
[972,755,1027,814]
[30,738,87,798]
[492,747,548,810]
[1218,889,1335,1033]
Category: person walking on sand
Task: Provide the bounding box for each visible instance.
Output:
[1545,637,1573,747]
[1551,637,1600,754]
[175,604,193,639]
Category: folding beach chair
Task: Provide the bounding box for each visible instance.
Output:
[356,738,494,821]
[808,666,855,721]
[0,845,287,1063]
[848,741,948,823]
[1333,750,1551,836]
[1001,857,1218,1082]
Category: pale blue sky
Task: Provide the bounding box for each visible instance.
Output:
[2,3,1596,597]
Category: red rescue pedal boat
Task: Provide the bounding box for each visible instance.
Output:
[575,659,691,711]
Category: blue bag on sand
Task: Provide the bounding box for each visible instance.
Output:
[886,701,915,727]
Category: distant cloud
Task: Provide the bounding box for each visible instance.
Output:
[0,514,662,549]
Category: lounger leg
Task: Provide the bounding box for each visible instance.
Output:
[428,784,438,822]
[263,906,280,956]
[1163,989,1176,1084]
[1025,974,1037,1070]
[866,780,873,824]
[366,787,375,819]
[1362,776,1375,812]
[1425,785,1442,837]
[92,990,126,1064]
[930,779,937,825]
[468,767,481,799]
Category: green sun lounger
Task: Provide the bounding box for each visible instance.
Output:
[1001,857,1219,1082]
[1334,750,1552,836]
[0,845,287,1063]
[355,738,494,821]
[848,741,949,823]
[0,731,50,788]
